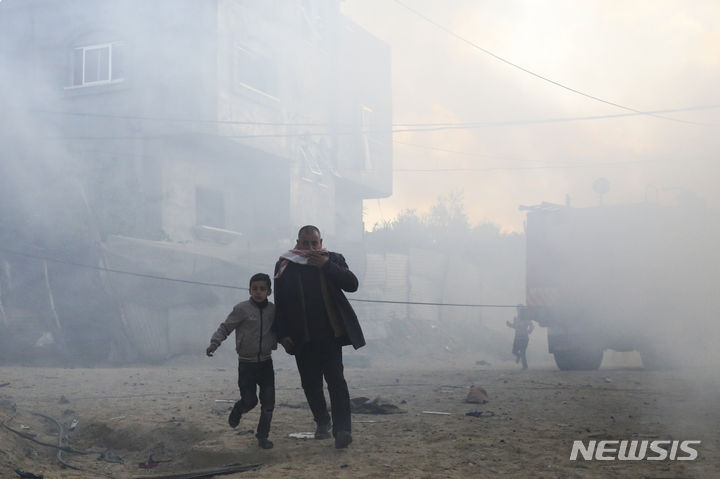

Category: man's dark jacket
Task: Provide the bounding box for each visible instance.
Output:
[274,252,365,350]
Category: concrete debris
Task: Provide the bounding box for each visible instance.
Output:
[14,470,44,479]
[465,385,489,404]
[466,411,495,418]
[350,396,405,414]
[211,406,230,415]
[97,449,124,464]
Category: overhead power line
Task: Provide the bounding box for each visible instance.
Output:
[391,105,720,128]
[75,146,706,174]
[0,247,518,308]
[77,146,700,175]
[20,104,718,142]
[391,156,718,173]
[32,109,333,128]
[351,298,517,308]
[392,106,720,132]
[31,104,720,132]
[12,129,710,174]
[392,0,711,127]
[0,247,243,290]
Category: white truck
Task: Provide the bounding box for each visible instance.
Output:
[519,200,719,370]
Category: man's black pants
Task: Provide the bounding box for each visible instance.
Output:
[237,358,275,439]
[294,338,351,435]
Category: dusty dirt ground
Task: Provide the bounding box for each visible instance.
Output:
[1,351,719,479]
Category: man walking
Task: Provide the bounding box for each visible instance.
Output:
[274,225,365,449]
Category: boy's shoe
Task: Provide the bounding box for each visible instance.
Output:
[314,421,332,440]
[228,401,243,428]
[257,438,274,449]
[334,430,352,449]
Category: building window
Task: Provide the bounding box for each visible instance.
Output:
[196,187,225,229]
[232,44,278,99]
[71,42,125,87]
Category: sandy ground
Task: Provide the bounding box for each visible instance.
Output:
[1,351,719,479]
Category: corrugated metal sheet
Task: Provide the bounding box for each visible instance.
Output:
[441,257,482,323]
[102,235,253,361]
[407,248,446,324]
[355,252,410,339]
[363,254,386,288]
[384,253,408,301]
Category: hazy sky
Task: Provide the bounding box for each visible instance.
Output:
[342,0,720,232]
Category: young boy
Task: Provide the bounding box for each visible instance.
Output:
[206,273,277,449]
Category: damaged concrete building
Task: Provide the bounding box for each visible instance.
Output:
[0,0,392,363]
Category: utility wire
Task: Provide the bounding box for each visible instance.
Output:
[29,104,717,141]
[0,247,243,290]
[392,0,711,127]
[392,104,720,128]
[392,106,720,132]
[28,103,719,140]
[68,146,703,174]
[392,157,709,173]
[46,143,713,175]
[351,298,517,308]
[29,104,720,132]
[31,109,336,128]
[60,132,332,141]
[0,247,518,308]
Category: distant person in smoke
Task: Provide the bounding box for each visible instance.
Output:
[507,314,534,370]
[274,225,364,449]
[206,273,277,449]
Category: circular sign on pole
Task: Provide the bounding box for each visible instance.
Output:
[593,177,610,195]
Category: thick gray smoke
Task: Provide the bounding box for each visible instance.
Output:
[1,1,718,375]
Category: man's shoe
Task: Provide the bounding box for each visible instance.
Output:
[334,430,352,449]
[228,401,242,428]
[257,438,274,449]
[314,421,332,440]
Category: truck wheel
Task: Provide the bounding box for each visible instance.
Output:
[553,349,603,370]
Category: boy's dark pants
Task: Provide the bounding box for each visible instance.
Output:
[237,359,275,439]
[294,338,351,436]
